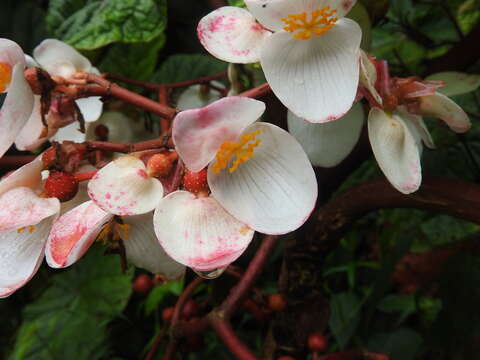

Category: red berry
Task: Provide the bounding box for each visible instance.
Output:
[132,274,153,295]
[307,333,328,353]
[44,171,79,202]
[182,299,200,320]
[182,169,209,195]
[42,147,57,168]
[147,153,173,178]
[162,307,175,323]
[94,124,109,141]
[268,293,287,312]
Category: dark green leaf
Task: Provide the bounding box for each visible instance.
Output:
[329,292,362,349]
[368,328,423,360]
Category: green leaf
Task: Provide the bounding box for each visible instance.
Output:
[9,245,133,360]
[47,0,168,50]
[227,0,246,7]
[426,72,480,97]
[378,294,416,325]
[144,281,184,316]
[368,328,423,360]
[153,54,227,84]
[329,292,362,349]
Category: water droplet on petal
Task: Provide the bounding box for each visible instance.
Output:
[194,267,226,279]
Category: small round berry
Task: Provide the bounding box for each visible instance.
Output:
[182,299,200,320]
[147,153,173,178]
[44,171,79,202]
[42,147,57,168]
[162,306,175,323]
[268,293,287,312]
[307,333,328,353]
[182,169,209,195]
[132,274,153,295]
[94,124,109,141]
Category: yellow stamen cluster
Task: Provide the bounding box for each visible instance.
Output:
[97,220,131,244]
[17,225,36,234]
[211,130,262,174]
[281,7,338,40]
[0,62,12,93]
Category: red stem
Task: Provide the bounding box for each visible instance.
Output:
[103,73,162,91]
[74,170,97,182]
[86,136,171,154]
[209,318,258,360]
[320,349,389,360]
[164,72,227,89]
[238,83,272,99]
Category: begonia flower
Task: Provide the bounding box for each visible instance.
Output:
[0,157,60,297]
[197,1,362,123]
[153,96,317,272]
[0,39,35,158]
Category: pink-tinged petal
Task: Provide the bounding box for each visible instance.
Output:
[198,6,271,64]
[287,102,364,167]
[209,122,318,234]
[15,96,51,151]
[0,39,26,68]
[0,156,43,195]
[368,108,422,194]
[123,213,185,280]
[153,191,254,271]
[419,92,471,134]
[0,216,55,298]
[33,39,92,77]
[359,50,382,105]
[173,97,265,172]
[75,96,103,122]
[0,63,35,157]
[245,0,356,31]
[87,155,164,216]
[0,187,60,232]
[260,18,361,123]
[46,201,112,268]
[397,106,435,149]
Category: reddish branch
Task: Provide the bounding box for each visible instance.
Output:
[164,72,227,89]
[209,319,258,360]
[86,135,171,154]
[320,350,389,360]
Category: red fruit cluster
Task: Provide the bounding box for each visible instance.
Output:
[132,274,153,295]
[182,169,209,195]
[44,171,79,202]
[42,147,57,168]
[268,293,287,312]
[146,152,178,178]
[308,333,328,353]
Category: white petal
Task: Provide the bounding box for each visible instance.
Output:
[15,96,50,151]
[0,187,60,232]
[245,0,356,31]
[0,39,26,68]
[425,72,480,97]
[359,50,382,105]
[25,55,38,67]
[0,63,34,157]
[123,213,186,280]
[75,96,103,123]
[46,201,112,268]
[173,97,265,172]
[368,108,422,194]
[88,155,164,216]
[208,122,318,234]
[0,156,43,195]
[198,6,271,64]
[33,39,92,77]
[260,18,361,123]
[419,92,471,133]
[154,191,255,271]
[177,82,224,110]
[50,121,87,143]
[287,102,364,167]
[397,106,434,149]
[0,216,55,298]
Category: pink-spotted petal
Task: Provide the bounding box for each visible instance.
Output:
[0,156,43,195]
[123,213,185,280]
[208,122,318,235]
[153,191,254,271]
[46,201,112,268]
[173,97,265,172]
[260,18,361,123]
[75,96,103,123]
[287,102,365,167]
[87,155,164,216]
[33,39,92,77]
[0,187,60,232]
[419,92,471,133]
[0,216,55,298]
[198,6,271,64]
[245,0,356,31]
[368,108,422,194]
[0,63,35,157]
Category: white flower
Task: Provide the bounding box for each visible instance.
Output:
[153,96,317,272]
[197,0,362,123]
